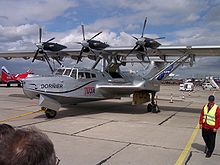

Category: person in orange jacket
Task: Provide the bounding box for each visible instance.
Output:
[199,95,220,158]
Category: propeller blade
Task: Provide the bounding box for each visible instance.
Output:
[154,37,165,40]
[88,31,102,41]
[141,17,147,37]
[126,44,138,57]
[32,49,39,63]
[89,47,96,56]
[132,35,138,40]
[45,37,55,43]
[44,52,50,61]
[54,56,63,66]
[39,27,42,43]
[43,52,54,73]
[77,47,84,64]
[81,24,85,40]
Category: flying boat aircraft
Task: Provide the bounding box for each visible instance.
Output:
[1,18,220,118]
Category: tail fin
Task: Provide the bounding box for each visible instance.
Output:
[1,66,11,83]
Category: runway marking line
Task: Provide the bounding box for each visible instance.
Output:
[175,123,200,165]
[0,109,44,123]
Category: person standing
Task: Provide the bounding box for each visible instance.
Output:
[199,95,220,158]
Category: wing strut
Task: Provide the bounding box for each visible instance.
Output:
[150,53,191,81]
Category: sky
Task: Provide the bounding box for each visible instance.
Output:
[0,0,220,78]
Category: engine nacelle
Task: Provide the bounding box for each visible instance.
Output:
[23,57,30,60]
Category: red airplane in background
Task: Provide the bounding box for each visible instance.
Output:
[1,66,32,87]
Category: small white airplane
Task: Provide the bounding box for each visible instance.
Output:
[1,18,220,118]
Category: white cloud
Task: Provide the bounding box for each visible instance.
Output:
[170,27,220,45]
[0,24,38,42]
[83,0,207,25]
[0,0,77,25]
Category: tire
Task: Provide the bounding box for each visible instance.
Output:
[152,105,160,113]
[45,109,57,119]
[147,103,152,112]
[7,83,10,87]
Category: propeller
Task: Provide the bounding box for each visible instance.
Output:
[127,17,165,57]
[32,27,55,63]
[75,24,102,64]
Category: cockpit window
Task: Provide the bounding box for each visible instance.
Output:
[55,69,65,75]
[71,70,77,79]
[64,69,71,76]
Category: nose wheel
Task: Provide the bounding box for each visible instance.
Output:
[147,92,160,113]
[41,107,57,118]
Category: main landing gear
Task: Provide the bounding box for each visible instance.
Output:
[41,107,57,119]
[147,92,160,113]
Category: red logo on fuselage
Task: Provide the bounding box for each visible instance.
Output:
[84,86,95,96]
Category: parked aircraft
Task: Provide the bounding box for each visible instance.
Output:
[1,18,220,118]
[1,66,32,87]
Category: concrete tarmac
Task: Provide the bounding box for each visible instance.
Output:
[0,84,220,165]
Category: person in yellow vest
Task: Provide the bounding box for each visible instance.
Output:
[199,95,220,158]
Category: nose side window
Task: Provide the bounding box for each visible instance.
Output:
[64,69,71,76]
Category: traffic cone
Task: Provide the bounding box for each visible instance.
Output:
[170,93,173,103]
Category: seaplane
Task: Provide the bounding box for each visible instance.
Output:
[1,18,220,118]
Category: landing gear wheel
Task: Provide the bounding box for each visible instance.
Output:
[151,104,160,113]
[147,92,160,113]
[45,109,57,119]
[147,103,153,112]
[7,83,10,87]
[147,103,160,113]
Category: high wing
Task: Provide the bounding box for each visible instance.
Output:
[104,45,220,56]
[1,45,220,59]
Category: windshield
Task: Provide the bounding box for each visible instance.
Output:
[55,69,65,75]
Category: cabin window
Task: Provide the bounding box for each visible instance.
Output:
[55,69,65,75]
[78,72,85,79]
[78,72,96,79]
[85,72,91,78]
[64,69,71,76]
[91,73,96,78]
[71,70,77,79]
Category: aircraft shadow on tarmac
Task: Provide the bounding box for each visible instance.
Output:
[159,105,201,114]
[9,94,28,98]
[0,86,22,88]
[33,101,201,120]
